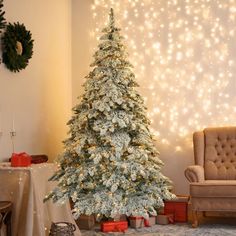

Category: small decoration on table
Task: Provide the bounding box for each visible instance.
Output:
[11,152,31,167]
[10,118,16,153]
[101,220,128,233]
[31,154,48,164]
[1,22,34,72]
[49,222,76,236]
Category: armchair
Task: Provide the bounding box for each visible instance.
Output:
[185,127,236,227]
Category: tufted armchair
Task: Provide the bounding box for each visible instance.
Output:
[185,127,236,227]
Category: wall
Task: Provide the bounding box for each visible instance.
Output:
[72,0,236,194]
[0,0,72,161]
[72,0,93,104]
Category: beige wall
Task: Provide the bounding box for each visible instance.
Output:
[0,0,72,161]
[72,0,93,104]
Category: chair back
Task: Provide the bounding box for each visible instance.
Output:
[194,127,236,180]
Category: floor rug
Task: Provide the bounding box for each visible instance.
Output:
[81,223,236,236]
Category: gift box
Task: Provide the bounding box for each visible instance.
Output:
[76,215,95,230]
[101,221,128,232]
[164,195,189,222]
[143,216,156,227]
[11,152,31,167]
[156,214,174,225]
[129,216,156,228]
[129,216,144,228]
[9,154,48,164]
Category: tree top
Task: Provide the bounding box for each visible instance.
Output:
[109,8,115,27]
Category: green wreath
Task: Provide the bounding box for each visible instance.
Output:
[2,22,34,72]
[0,0,6,33]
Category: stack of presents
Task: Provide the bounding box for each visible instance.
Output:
[78,195,189,233]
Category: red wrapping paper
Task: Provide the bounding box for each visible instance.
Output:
[101,221,128,232]
[164,201,188,222]
[11,152,32,167]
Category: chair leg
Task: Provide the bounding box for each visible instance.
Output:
[203,211,206,217]
[192,210,198,228]
[4,211,12,236]
[0,213,3,236]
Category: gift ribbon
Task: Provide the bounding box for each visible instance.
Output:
[168,214,175,224]
[144,219,150,227]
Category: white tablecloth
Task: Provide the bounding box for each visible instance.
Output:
[0,163,81,236]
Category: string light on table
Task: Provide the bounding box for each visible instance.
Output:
[90,0,236,151]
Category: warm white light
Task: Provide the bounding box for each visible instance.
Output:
[91,0,236,149]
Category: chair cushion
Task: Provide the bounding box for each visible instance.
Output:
[190,180,236,197]
[204,127,236,180]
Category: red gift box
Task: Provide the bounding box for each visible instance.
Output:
[11,152,32,167]
[101,221,128,232]
[164,196,189,223]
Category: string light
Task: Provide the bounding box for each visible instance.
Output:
[90,0,236,150]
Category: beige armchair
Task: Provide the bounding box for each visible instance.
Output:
[185,127,236,227]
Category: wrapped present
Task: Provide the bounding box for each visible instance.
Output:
[164,195,189,222]
[156,214,174,225]
[143,216,156,227]
[101,220,128,232]
[129,216,156,228]
[11,152,31,167]
[9,154,48,164]
[76,215,95,230]
[129,216,144,228]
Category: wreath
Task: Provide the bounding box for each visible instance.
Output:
[2,22,34,72]
[0,0,6,33]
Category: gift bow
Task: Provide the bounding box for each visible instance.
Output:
[12,152,31,158]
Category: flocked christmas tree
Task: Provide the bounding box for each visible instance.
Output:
[45,9,175,219]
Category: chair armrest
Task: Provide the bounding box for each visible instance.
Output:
[185,165,205,183]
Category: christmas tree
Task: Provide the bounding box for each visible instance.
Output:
[0,0,6,33]
[45,9,175,219]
